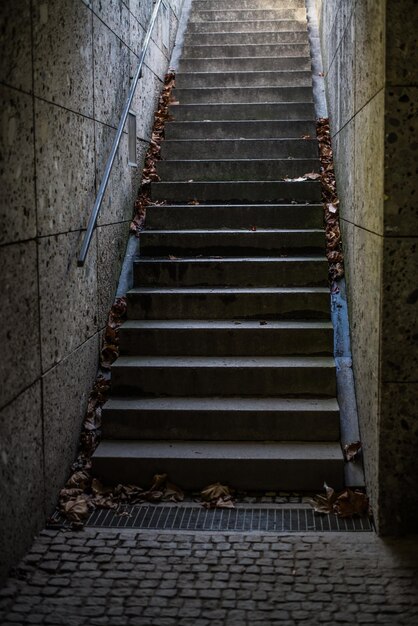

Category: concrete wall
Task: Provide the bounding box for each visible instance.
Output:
[316,0,418,534]
[0,0,183,579]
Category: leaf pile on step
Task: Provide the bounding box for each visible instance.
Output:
[309,482,369,517]
[67,298,127,478]
[58,472,185,528]
[200,482,235,509]
[130,70,176,235]
[317,117,344,282]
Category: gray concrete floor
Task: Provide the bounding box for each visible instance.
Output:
[1,527,417,625]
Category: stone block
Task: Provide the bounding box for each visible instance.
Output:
[92,0,130,44]
[0,241,40,409]
[0,0,32,92]
[350,227,383,515]
[339,218,354,297]
[384,87,418,236]
[144,39,169,80]
[42,333,99,514]
[379,383,418,534]
[132,63,163,141]
[338,14,355,128]
[38,231,98,371]
[34,99,95,236]
[386,0,418,87]
[0,382,44,581]
[325,54,339,134]
[354,0,385,111]
[381,237,418,382]
[94,123,140,226]
[354,91,385,235]
[97,222,129,327]
[129,12,146,58]
[128,1,153,29]
[32,0,93,117]
[333,120,355,224]
[93,15,131,129]
[0,85,36,245]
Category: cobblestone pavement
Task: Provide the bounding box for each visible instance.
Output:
[1,528,418,625]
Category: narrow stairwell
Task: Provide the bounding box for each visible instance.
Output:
[93,0,345,492]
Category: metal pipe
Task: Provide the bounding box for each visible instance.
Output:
[78,0,164,266]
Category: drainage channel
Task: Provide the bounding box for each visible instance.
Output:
[49,504,372,532]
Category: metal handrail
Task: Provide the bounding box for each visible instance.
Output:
[78,0,164,266]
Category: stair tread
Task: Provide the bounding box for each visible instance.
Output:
[94,440,343,460]
[113,355,335,367]
[136,255,326,260]
[120,319,333,329]
[104,396,339,411]
[129,286,329,294]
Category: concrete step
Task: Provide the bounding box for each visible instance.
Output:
[101,396,340,442]
[162,138,317,160]
[145,204,324,230]
[173,86,313,104]
[169,102,315,121]
[190,9,306,23]
[187,20,307,34]
[175,71,312,89]
[192,0,307,10]
[178,56,311,73]
[140,229,324,256]
[164,120,316,140]
[161,139,317,160]
[134,257,328,288]
[111,355,337,397]
[151,181,321,204]
[119,320,334,357]
[92,440,344,491]
[184,31,308,46]
[157,159,319,182]
[182,43,310,58]
[126,287,331,320]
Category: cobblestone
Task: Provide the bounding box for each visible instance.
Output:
[0,529,418,624]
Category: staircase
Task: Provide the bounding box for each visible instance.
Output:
[92,0,345,492]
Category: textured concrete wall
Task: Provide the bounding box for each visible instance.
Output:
[0,0,183,579]
[317,0,418,534]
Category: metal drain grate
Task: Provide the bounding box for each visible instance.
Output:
[50,505,373,532]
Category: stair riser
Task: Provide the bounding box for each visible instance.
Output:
[134,260,328,287]
[161,139,317,160]
[184,31,308,45]
[127,291,330,321]
[190,9,306,22]
[178,57,311,73]
[187,20,306,34]
[169,103,315,121]
[140,232,325,255]
[102,410,339,441]
[175,71,312,89]
[192,0,307,10]
[151,181,321,204]
[165,120,316,140]
[182,43,310,58]
[93,455,343,491]
[112,365,337,397]
[145,205,324,230]
[173,86,313,104]
[119,327,333,357]
[157,160,319,181]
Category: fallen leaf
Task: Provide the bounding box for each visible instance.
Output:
[168,254,178,260]
[327,203,338,214]
[250,225,257,231]
[66,471,91,490]
[334,489,369,518]
[201,482,231,501]
[61,496,91,524]
[344,441,362,462]
[303,172,321,180]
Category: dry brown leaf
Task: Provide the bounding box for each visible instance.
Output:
[66,470,91,490]
[61,496,91,524]
[303,172,321,180]
[201,482,231,501]
[344,441,362,462]
[334,489,369,518]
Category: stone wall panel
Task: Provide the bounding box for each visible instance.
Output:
[33,0,94,117]
[0,86,36,245]
[35,100,95,236]
[0,382,44,582]
[0,0,32,93]
[0,242,40,409]
[42,334,99,515]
